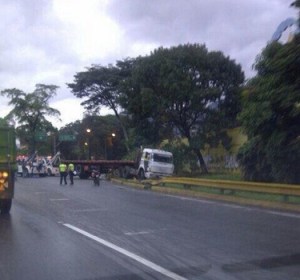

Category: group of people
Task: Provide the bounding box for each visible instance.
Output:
[59,162,74,185]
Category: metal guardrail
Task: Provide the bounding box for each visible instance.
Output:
[149,177,300,202]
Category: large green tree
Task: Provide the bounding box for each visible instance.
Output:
[68,63,131,151]
[238,7,300,183]
[118,56,174,147]
[121,44,244,173]
[1,84,60,154]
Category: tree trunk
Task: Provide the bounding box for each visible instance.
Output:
[193,148,208,174]
[113,109,130,152]
[185,133,208,174]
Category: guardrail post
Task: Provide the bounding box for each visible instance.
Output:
[144,183,152,190]
[183,184,191,190]
[282,194,289,203]
[219,189,235,195]
[228,190,235,195]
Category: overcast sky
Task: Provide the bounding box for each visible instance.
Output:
[0,0,297,128]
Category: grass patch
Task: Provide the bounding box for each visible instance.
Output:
[197,173,243,181]
[177,172,243,181]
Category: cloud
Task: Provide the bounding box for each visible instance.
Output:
[0,0,79,91]
[48,96,114,129]
[52,0,122,62]
[47,97,84,127]
[107,0,297,77]
[0,0,297,127]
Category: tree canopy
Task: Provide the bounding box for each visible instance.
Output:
[67,63,130,151]
[1,84,60,154]
[58,115,127,160]
[121,44,244,172]
[238,18,300,183]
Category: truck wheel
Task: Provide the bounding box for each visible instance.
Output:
[113,169,121,178]
[123,166,132,179]
[138,169,145,180]
[0,199,12,214]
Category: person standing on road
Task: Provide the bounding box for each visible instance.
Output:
[68,163,75,185]
[59,162,67,185]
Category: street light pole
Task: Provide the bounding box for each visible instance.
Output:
[104,133,115,160]
[47,131,57,156]
[86,128,91,160]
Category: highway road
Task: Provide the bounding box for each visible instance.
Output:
[0,176,300,280]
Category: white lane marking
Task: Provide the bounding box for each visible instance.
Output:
[164,194,214,204]
[63,223,187,280]
[49,198,69,201]
[72,208,106,213]
[180,197,215,204]
[124,230,152,236]
[166,194,300,218]
[124,228,167,236]
[265,210,300,219]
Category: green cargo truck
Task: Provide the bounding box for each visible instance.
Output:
[0,126,16,214]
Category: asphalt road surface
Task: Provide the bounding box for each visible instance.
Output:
[0,175,300,280]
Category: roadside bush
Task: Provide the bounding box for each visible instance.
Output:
[237,137,273,182]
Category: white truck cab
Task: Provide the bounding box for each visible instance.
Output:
[138,148,174,179]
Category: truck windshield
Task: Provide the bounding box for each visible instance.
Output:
[153,154,173,164]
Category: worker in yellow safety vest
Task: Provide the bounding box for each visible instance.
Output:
[68,163,75,185]
[59,162,67,185]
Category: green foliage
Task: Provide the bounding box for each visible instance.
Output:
[68,63,131,151]
[162,141,204,175]
[67,44,244,167]
[238,34,300,183]
[1,84,60,154]
[0,118,9,126]
[121,44,244,172]
[237,137,272,182]
[161,142,189,175]
[68,65,121,114]
[58,115,127,160]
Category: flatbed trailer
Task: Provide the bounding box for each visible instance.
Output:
[62,148,174,180]
[62,159,136,179]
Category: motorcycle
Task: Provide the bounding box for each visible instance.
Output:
[91,169,100,186]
